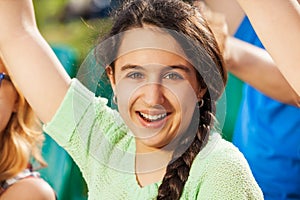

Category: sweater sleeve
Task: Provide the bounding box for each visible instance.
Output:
[43,78,98,146]
[43,79,127,181]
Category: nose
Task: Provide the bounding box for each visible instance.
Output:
[142,83,165,106]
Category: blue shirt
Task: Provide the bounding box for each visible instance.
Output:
[232,17,300,200]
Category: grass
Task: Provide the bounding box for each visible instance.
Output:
[33,0,112,63]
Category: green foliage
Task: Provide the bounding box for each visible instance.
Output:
[33,0,112,64]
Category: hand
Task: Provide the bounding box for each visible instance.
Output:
[194,1,229,57]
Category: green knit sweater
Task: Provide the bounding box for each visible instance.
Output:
[44,79,263,200]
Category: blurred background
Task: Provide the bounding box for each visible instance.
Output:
[34,0,113,64]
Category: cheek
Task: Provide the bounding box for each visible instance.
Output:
[0,101,15,133]
[0,87,18,133]
[168,82,198,109]
[115,80,139,117]
[168,84,199,128]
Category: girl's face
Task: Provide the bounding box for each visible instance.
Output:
[108,27,205,152]
[0,60,18,134]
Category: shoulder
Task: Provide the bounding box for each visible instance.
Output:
[196,132,247,163]
[1,178,56,200]
[200,133,254,177]
[191,133,253,180]
[190,133,264,199]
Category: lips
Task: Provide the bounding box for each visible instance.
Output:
[136,111,169,128]
[139,112,167,122]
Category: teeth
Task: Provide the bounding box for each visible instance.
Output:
[140,112,167,121]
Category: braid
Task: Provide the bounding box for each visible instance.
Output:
[157,92,213,200]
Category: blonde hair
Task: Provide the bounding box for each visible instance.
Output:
[0,87,46,182]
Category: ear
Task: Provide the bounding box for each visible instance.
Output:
[197,87,207,101]
[106,66,116,94]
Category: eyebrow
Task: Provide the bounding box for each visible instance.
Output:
[166,65,192,73]
[121,64,191,73]
[120,64,144,71]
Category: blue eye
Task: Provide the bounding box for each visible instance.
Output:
[127,72,144,79]
[0,72,11,87]
[163,72,183,80]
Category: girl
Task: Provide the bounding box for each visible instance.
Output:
[0,0,263,199]
[0,59,56,200]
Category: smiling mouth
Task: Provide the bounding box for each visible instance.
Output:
[138,111,168,122]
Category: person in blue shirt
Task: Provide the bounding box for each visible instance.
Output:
[232,17,300,199]
[201,0,300,199]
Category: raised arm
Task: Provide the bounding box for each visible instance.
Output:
[200,0,300,105]
[226,36,300,107]
[235,0,300,95]
[0,0,71,123]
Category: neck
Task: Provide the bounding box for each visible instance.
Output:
[135,140,173,187]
